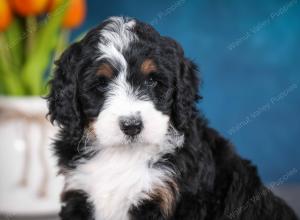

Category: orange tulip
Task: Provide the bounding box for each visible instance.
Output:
[46,0,61,12]
[0,0,13,31]
[62,0,86,29]
[10,0,48,16]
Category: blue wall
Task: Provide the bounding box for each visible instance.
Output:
[73,0,300,183]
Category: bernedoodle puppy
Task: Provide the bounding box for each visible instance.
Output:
[47,16,298,220]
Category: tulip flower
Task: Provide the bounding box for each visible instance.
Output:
[46,0,62,12]
[0,0,86,96]
[62,0,86,28]
[10,0,48,16]
[0,0,13,31]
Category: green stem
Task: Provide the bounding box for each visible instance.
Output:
[53,29,69,65]
[26,16,37,57]
[43,29,69,95]
[57,29,69,58]
[0,33,24,95]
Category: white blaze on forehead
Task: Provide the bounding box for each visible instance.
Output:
[98,16,136,72]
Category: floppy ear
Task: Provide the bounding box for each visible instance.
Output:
[172,58,200,132]
[47,42,83,129]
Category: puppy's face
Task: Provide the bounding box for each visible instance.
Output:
[48,17,199,150]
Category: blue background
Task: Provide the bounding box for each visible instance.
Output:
[73,0,300,183]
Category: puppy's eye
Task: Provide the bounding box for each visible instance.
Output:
[85,78,107,92]
[98,78,108,87]
[144,77,157,88]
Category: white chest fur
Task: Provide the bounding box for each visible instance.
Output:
[65,145,174,220]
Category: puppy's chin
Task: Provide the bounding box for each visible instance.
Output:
[95,132,166,149]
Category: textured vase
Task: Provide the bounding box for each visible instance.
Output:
[0,96,63,217]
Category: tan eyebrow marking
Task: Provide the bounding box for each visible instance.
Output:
[141,59,157,75]
[96,63,113,78]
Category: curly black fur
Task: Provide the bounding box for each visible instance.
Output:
[47,17,298,220]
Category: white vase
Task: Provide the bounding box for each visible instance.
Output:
[0,96,63,217]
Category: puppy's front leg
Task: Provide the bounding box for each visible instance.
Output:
[59,190,94,220]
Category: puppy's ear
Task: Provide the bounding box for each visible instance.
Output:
[173,58,200,132]
[47,42,82,128]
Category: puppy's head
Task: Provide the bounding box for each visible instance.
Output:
[47,17,199,149]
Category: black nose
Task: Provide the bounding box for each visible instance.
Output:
[119,115,143,136]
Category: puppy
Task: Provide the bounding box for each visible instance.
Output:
[47,16,297,220]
